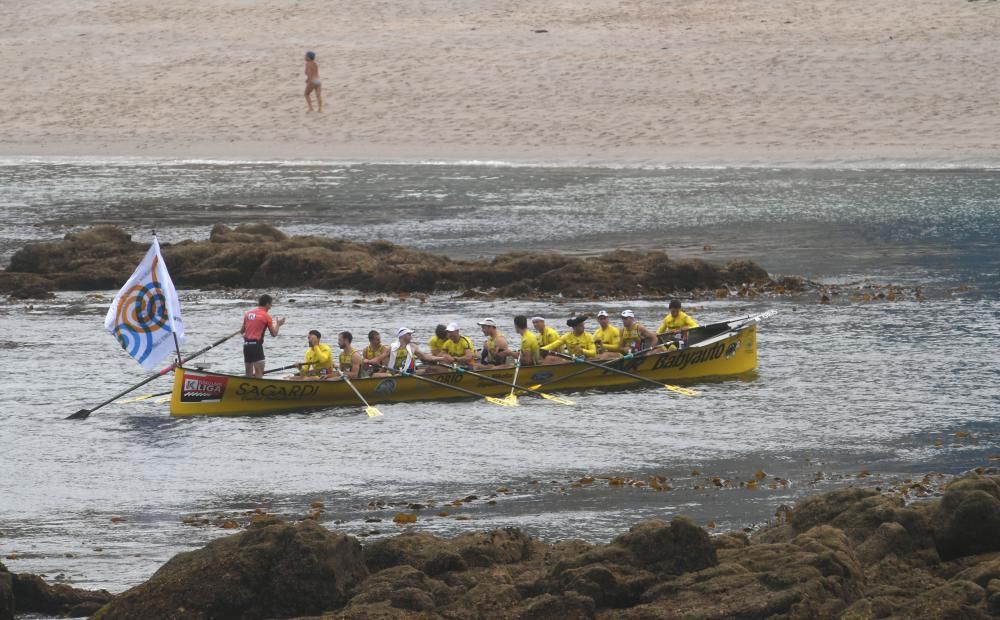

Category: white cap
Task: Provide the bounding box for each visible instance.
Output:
[597,310,608,318]
[530,316,545,323]
[445,322,460,332]
[621,310,635,318]
[397,327,414,338]
[477,318,497,327]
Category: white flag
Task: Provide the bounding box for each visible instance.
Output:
[104,237,185,370]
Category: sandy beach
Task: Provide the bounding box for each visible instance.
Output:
[1,0,998,165]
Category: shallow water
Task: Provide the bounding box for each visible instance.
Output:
[0,160,998,593]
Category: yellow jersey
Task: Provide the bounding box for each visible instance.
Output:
[428,334,446,354]
[339,347,360,371]
[303,343,333,373]
[657,311,699,334]
[536,326,560,348]
[440,335,477,359]
[518,330,540,362]
[592,324,621,353]
[620,323,646,352]
[542,331,597,358]
[484,331,508,364]
[363,344,388,360]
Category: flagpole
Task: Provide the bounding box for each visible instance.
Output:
[152,229,184,368]
[173,332,184,368]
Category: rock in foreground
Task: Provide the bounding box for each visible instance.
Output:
[1,224,776,298]
[0,560,111,620]
[91,472,1000,619]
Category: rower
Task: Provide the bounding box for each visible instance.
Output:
[361,329,390,377]
[620,309,660,354]
[374,327,447,377]
[241,293,286,378]
[429,324,448,355]
[439,322,477,368]
[592,310,622,360]
[336,331,363,380]
[532,316,560,360]
[478,318,513,367]
[294,329,333,379]
[656,299,699,347]
[513,315,541,366]
[541,316,597,364]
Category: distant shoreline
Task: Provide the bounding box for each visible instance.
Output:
[1,141,998,170]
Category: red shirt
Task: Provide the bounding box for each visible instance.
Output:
[242,307,274,342]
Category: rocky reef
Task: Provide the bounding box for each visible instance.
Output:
[69,471,1000,619]
[0,224,778,300]
[0,562,111,619]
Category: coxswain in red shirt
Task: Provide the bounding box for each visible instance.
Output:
[241,294,286,377]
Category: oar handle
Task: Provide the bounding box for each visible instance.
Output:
[263,362,302,375]
[67,329,242,420]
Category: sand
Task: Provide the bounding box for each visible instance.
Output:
[1,0,998,166]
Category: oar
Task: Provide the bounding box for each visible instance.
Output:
[375,365,515,407]
[506,352,523,405]
[528,340,670,392]
[123,362,303,403]
[430,361,574,406]
[543,350,699,396]
[67,329,242,420]
[332,367,383,418]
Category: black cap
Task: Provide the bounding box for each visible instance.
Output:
[566,315,588,327]
[669,299,682,309]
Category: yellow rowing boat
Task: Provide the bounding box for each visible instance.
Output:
[169,320,760,417]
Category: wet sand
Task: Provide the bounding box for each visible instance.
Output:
[1,0,998,165]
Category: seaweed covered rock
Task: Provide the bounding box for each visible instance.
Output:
[612,516,718,574]
[1,224,777,297]
[933,474,1000,560]
[0,562,111,620]
[93,520,367,619]
[0,562,11,620]
[85,473,1000,619]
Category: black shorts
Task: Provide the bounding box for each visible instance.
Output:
[243,340,265,364]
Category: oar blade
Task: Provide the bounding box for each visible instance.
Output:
[528,384,542,391]
[66,409,91,420]
[504,393,519,406]
[664,384,699,397]
[122,394,154,403]
[487,396,518,408]
[365,406,384,418]
[539,392,574,406]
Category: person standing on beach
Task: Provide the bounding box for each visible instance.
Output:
[304,51,322,113]
[241,294,285,378]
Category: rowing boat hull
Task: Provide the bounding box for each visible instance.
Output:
[169,324,758,417]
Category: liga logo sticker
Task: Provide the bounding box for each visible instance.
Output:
[181,374,229,403]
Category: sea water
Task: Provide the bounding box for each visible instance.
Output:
[0,160,997,591]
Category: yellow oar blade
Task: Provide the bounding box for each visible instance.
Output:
[528,384,542,391]
[504,393,519,405]
[366,406,383,418]
[487,396,518,407]
[539,392,574,406]
[664,384,699,396]
[121,394,154,403]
